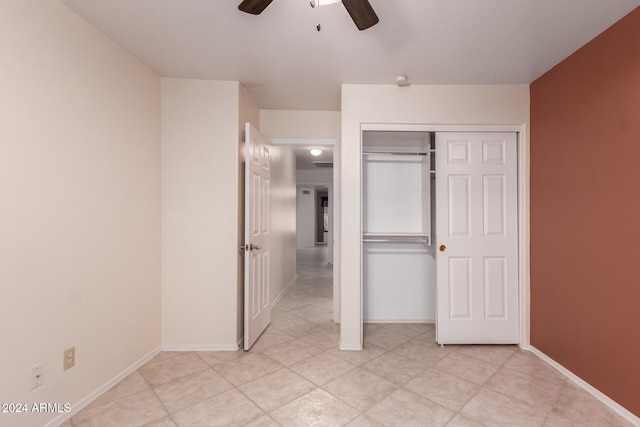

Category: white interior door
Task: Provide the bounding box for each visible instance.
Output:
[244,123,271,350]
[436,132,518,344]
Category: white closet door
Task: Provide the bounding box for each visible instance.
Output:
[435,132,518,344]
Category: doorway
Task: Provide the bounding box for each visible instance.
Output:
[272,138,340,323]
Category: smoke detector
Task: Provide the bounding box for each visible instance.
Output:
[395,75,410,87]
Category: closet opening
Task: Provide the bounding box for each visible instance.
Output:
[359,124,523,347]
[362,130,436,324]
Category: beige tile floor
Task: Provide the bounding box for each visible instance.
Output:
[62,247,632,427]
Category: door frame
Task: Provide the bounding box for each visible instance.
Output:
[359,123,529,348]
[271,138,341,323]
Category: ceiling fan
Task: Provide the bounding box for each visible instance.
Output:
[238,0,379,31]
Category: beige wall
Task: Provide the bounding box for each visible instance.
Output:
[260,110,341,139]
[0,1,161,426]
[161,78,241,349]
[340,84,530,349]
[270,147,297,303]
[296,169,333,185]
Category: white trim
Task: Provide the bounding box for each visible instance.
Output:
[338,344,363,351]
[364,318,435,323]
[517,124,531,349]
[45,346,162,427]
[161,344,239,352]
[530,346,640,426]
[332,143,340,323]
[361,123,523,133]
[271,138,338,146]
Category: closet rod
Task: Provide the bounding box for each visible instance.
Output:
[362,152,428,157]
[363,238,429,244]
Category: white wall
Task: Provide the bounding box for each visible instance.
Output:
[340,84,530,350]
[0,1,161,426]
[270,147,297,302]
[161,78,242,349]
[296,187,317,248]
[296,169,333,185]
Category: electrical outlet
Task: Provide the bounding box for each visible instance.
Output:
[63,347,75,370]
[30,364,44,390]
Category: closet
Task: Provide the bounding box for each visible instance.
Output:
[361,128,520,344]
[362,130,436,322]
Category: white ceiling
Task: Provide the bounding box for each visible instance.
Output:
[61,0,639,111]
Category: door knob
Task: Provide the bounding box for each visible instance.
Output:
[439,245,446,252]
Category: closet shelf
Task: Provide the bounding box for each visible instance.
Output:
[363,232,429,237]
[362,232,430,244]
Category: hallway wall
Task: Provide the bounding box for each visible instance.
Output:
[270,146,297,303]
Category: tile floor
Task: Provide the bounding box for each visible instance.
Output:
[62,247,632,427]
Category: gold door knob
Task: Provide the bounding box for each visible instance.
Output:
[439,245,446,252]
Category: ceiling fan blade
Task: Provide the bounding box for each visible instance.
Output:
[238,0,274,15]
[342,0,379,30]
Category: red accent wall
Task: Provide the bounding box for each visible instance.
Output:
[530,7,640,416]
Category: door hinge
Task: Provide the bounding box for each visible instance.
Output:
[241,243,261,251]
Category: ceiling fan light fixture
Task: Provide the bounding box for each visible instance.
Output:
[243,0,378,31]
[310,148,323,156]
[311,0,341,7]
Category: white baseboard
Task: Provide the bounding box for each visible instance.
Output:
[226,274,300,353]
[272,274,298,308]
[339,343,363,351]
[46,346,162,427]
[529,346,639,426]
[162,344,239,352]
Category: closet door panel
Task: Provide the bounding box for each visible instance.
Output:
[449,257,472,319]
[483,174,507,237]
[436,131,518,344]
[448,174,471,237]
[484,256,507,319]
